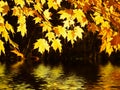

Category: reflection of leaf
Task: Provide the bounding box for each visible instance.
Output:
[0,40,5,55]
[34,39,50,54]
[51,39,62,53]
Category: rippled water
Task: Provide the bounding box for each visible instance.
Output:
[0,61,120,90]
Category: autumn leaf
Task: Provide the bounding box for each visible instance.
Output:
[51,39,62,53]
[17,24,27,37]
[53,26,67,38]
[34,2,42,12]
[43,9,51,20]
[14,0,25,8]
[87,23,99,33]
[58,10,71,20]
[93,12,104,25]
[74,26,84,39]
[106,42,113,56]
[47,0,58,10]
[41,0,46,5]
[5,21,14,34]
[67,30,76,45]
[34,39,50,54]
[40,21,52,32]
[73,9,88,27]
[111,34,120,46]
[34,17,42,24]
[2,28,9,42]
[0,40,5,55]
[45,32,55,42]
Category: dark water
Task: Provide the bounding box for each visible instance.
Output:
[0,59,120,90]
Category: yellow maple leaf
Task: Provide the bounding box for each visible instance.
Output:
[105,42,113,56]
[17,24,27,37]
[48,0,58,10]
[34,17,42,24]
[43,9,51,20]
[41,0,46,5]
[2,29,9,42]
[40,21,52,32]
[67,30,76,45]
[0,40,5,55]
[34,2,42,12]
[93,12,104,25]
[5,21,14,34]
[74,26,84,39]
[73,9,88,27]
[51,39,62,53]
[0,1,8,14]
[14,0,25,8]
[58,10,71,20]
[34,39,50,54]
[0,15,4,23]
[57,26,67,38]
[26,0,34,5]
[45,32,55,42]
[18,15,26,24]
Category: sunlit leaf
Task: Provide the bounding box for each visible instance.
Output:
[74,26,84,39]
[2,29,9,42]
[34,39,50,54]
[0,40,5,55]
[34,2,42,12]
[94,12,104,25]
[14,0,25,8]
[40,21,52,32]
[5,21,14,34]
[48,0,58,10]
[53,26,67,38]
[34,17,42,24]
[17,24,27,37]
[41,0,46,5]
[106,42,113,56]
[12,6,22,16]
[67,30,76,45]
[43,9,51,20]
[51,39,62,53]
[46,32,55,42]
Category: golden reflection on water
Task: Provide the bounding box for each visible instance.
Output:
[33,63,86,90]
[95,62,120,90]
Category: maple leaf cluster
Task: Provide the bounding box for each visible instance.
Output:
[0,0,120,56]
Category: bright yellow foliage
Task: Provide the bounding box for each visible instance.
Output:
[0,40,5,55]
[51,39,62,53]
[46,32,55,42]
[1,0,120,56]
[34,39,50,54]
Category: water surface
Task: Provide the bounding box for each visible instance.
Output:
[0,60,120,90]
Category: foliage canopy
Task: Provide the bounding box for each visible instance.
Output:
[0,0,120,57]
